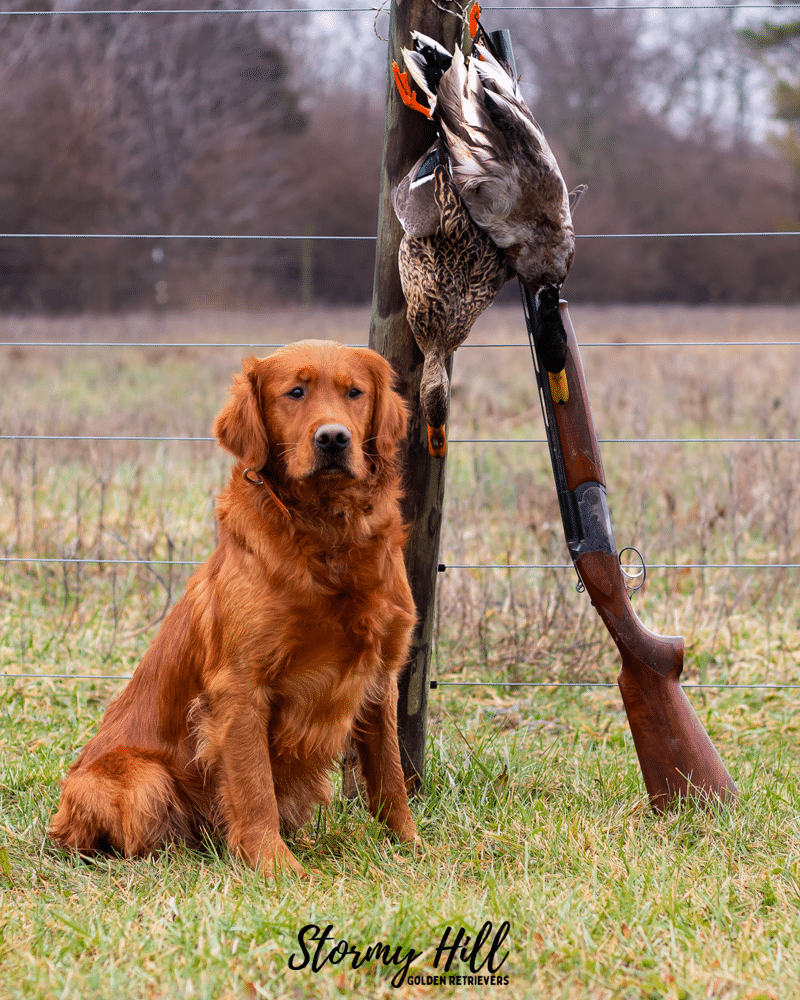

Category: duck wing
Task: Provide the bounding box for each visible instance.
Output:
[391,143,443,238]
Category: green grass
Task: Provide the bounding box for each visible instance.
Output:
[2,304,800,998]
[2,682,798,998]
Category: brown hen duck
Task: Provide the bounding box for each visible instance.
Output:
[392,143,506,457]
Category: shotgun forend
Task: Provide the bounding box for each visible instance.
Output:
[522,288,738,810]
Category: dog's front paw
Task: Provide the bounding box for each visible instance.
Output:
[386,807,419,846]
[262,843,306,878]
[255,840,306,878]
[236,833,305,877]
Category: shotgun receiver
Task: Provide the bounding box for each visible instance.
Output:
[522,289,738,810]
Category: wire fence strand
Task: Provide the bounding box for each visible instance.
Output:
[2,4,799,14]
[2,673,798,690]
[3,556,799,570]
[1,231,798,240]
[4,434,800,445]
[2,340,799,349]
[431,680,800,690]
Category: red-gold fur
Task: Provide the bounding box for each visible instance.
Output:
[50,340,418,874]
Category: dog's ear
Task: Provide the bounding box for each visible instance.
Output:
[213,356,269,469]
[357,349,408,468]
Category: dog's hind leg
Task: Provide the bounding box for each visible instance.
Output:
[49,747,196,858]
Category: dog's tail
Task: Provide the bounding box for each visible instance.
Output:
[50,748,197,858]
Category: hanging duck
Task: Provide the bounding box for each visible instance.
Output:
[393,14,585,405]
[392,142,506,457]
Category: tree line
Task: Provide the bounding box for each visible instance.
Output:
[0,0,797,311]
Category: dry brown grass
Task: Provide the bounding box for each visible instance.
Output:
[2,302,800,692]
[446,303,800,690]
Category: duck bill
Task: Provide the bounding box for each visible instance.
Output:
[427,424,447,457]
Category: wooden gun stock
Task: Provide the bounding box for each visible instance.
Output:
[523,290,738,810]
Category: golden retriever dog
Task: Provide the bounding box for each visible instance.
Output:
[50,340,418,874]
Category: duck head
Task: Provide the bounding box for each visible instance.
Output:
[420,351,449,457]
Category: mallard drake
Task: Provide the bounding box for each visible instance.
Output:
[392,143,506,457]
[393,25,585,403]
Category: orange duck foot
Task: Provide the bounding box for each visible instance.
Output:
[469,3,482,38]
[427,424,447,457]
[392,62,432,118]
[548,369,569,404]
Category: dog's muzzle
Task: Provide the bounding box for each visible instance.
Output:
[313,423,353,474]
[314,423,351,456]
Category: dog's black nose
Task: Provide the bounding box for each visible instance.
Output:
[314,423,351,454]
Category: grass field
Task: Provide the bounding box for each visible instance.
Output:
[1,303,799,999]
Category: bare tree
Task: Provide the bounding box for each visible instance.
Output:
[0,1,795,307]
[0,0,309,308]
[742,3,800,217]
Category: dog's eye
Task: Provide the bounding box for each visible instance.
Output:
[286,387,305,400]
[347,387,363,399]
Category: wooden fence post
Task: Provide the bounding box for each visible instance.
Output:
[369,0,474,789]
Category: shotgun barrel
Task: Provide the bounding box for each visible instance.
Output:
[522,289,738,810]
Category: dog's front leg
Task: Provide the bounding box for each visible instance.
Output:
[210,684,303,875]
[352,675,418,845]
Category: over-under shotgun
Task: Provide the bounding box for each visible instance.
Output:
[523,291,738,810]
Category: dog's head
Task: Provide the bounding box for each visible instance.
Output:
[214,340,407,487]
